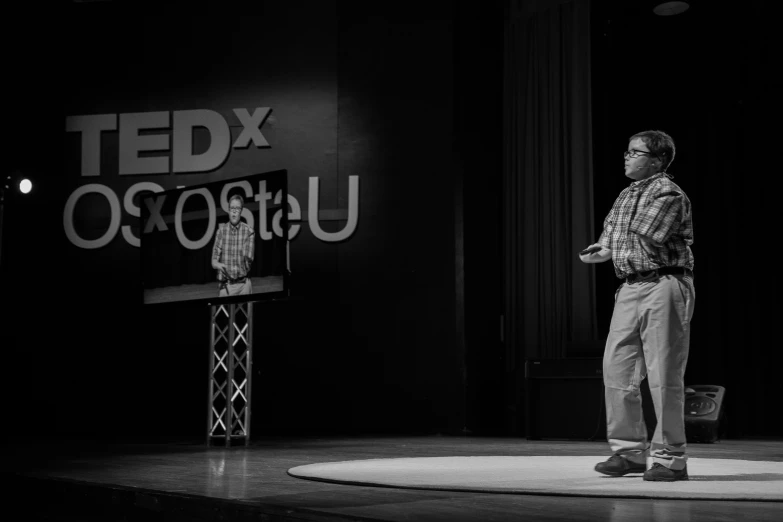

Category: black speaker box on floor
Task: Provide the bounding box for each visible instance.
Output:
[525,358,660,441]
[684,385,726,443]
[525,358,606,440]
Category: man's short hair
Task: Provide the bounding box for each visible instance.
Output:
[229,194,244,208]
[630,130,676,172]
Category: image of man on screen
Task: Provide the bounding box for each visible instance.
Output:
[211,194,255,297]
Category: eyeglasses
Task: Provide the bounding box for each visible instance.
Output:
[624,149,656,159]
[229,207,242,213]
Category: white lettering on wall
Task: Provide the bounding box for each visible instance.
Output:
[308,176,359,242]
[232,108,271,148]
[173,109,231,173]
[66,108,272,176]
[64,108,360,249]
[63,183,122,249]
[65,114,117,177]
[62,179,358,249]
[119,111,171,175]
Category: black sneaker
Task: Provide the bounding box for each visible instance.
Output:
[643,463,689,482]
[594,454,647,476]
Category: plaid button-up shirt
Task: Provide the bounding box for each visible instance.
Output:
[598,172,694,279]
[211,221,255,281]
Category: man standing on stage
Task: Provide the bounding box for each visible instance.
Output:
[212,194,255,297]
[580,129,695,482]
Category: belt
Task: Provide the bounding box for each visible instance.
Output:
[220,276,247,285]
[625,266,692,284]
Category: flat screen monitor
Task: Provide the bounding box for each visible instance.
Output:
[140,169,289,306]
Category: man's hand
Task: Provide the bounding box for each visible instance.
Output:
[580,245,602,255]
[579,243,612,264]
[215,262,228,277]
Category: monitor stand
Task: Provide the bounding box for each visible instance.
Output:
[207,302,254,447]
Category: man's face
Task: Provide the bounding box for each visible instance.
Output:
[624,138,659,181]
[229,200,243,225]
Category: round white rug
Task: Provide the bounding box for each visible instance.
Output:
[288,456,783,500]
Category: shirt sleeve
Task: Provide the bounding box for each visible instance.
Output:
[598,230,609,249]
[212,226,223,262]
[629,189,683,245]
[597,213,612,249]
[243,229,255,271]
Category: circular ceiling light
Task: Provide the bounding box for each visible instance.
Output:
[653,1,690,16]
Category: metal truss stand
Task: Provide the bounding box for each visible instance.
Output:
[208,302,253,447]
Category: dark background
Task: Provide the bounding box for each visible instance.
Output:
[1,0,778,442]
[590,0,778,438]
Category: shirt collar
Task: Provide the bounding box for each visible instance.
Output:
[630,171,671,188]
[229,221,242,232]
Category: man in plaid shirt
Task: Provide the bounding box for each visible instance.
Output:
[580,130,695,482]
[211,194,255,297]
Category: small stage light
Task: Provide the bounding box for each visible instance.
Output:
[19,179,32,194]
[653,1,690,16]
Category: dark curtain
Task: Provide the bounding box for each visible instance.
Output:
[503,0,597,378]
[590,0,780,437]
[675,2,780,437]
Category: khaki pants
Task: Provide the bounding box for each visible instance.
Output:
[603,273,695,470]
[219,278,253,297]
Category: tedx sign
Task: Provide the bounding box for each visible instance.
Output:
[63,108,359,249]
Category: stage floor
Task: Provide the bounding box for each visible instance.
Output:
[6,435,783,521]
